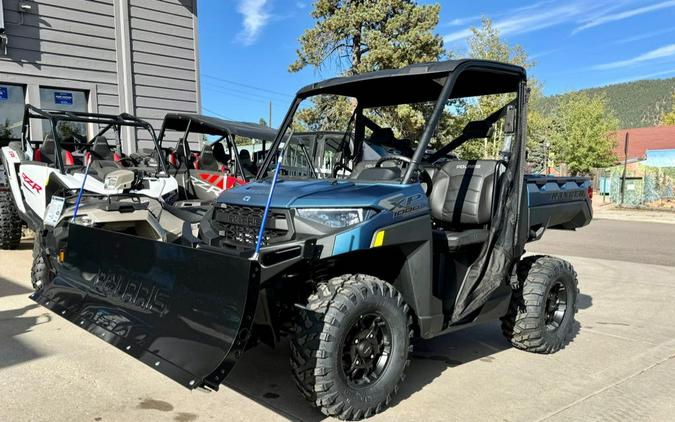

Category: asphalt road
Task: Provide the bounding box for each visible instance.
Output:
[528,218,675,266]
[1,218,675,421]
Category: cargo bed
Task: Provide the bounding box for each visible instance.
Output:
[525,174,592,241]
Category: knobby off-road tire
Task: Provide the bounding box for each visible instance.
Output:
[501,255,579,353]
[31,241,51,290]
[0,190,22,250]
[291,274,413,420]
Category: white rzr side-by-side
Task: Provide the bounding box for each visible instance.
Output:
[0,106,178,248]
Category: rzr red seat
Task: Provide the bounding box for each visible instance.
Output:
[35,138,74,166]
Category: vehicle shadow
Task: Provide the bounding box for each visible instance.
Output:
[223,321,523,421]
[0,274,33,297]
[0,277,52,369]
[0,303,51,369]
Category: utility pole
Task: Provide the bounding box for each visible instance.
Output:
[620,132,629,206]
[269,101,272,128]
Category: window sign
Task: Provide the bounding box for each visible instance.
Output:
[40,88,88,140]
[54,92,73,105]
[0,87,8,101]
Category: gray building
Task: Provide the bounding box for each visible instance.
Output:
[0,0,201,151]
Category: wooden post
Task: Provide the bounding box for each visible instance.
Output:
[620,132,629,206]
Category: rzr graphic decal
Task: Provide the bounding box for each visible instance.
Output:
[191,172,245,194]
[21,172,43,194]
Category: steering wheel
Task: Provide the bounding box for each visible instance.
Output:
[332,162,352,178]
[115,156,137,168]
[418,167,433,196]
[375,154,412,167]
[70,135,88,153]
[375,155,433,196]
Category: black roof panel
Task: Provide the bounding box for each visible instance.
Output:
[162,113,277,141]
[296,59,526,107]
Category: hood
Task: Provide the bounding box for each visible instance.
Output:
[216,179,411,209]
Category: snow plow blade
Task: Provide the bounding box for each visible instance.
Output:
[31,224,259,390]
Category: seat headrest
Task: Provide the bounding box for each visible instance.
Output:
[212,142,228,163]
[92,136,114,160]
[239,149,251,161]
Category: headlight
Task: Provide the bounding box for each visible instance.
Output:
[296,208,366,229]
[71,216,94,226]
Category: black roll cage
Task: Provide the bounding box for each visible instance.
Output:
[21,104,167,174]
[256,60,527,182]
[156,114,277,182]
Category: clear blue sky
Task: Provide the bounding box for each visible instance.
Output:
[197,0,675,126]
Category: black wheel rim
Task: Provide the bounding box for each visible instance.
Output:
[545,280,568,331]
[340,312,392,388]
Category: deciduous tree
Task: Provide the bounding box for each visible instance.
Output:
[550,93,618,175]
[457,17,537,160]
[659,92,675,126]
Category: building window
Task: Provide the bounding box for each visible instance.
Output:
[39,87,88,140]
[0,84,26,141]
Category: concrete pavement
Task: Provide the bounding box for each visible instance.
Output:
[1,219,675,421]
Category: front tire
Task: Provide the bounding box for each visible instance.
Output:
[31,252,51,290]
[291,274,412,420]
[0,190,22,250]
[501,255,579,353]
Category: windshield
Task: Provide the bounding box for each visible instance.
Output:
[259,94,440,180]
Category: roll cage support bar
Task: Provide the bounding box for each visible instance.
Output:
[21,104,167,174]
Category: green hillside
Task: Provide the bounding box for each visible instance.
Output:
[538,77,675,129]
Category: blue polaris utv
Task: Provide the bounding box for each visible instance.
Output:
[32,59,592,420]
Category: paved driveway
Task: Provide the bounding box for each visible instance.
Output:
[1,218,674,421]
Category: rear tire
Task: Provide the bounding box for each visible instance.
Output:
[0,190,22,250]
[290,274,412,420]
[501,255,578,353]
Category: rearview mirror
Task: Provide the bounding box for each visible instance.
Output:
[504,105,517,134]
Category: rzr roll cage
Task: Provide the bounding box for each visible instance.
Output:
[21,104,167,174]
[156,113,278,181]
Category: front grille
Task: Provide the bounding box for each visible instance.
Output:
[212,205,290,249]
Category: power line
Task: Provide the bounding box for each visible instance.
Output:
[202,81,287,103]
[201,73,294,99]
[203,84,279,106]
[201,106,233,120]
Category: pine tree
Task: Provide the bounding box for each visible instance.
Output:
[289,0,445,138]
